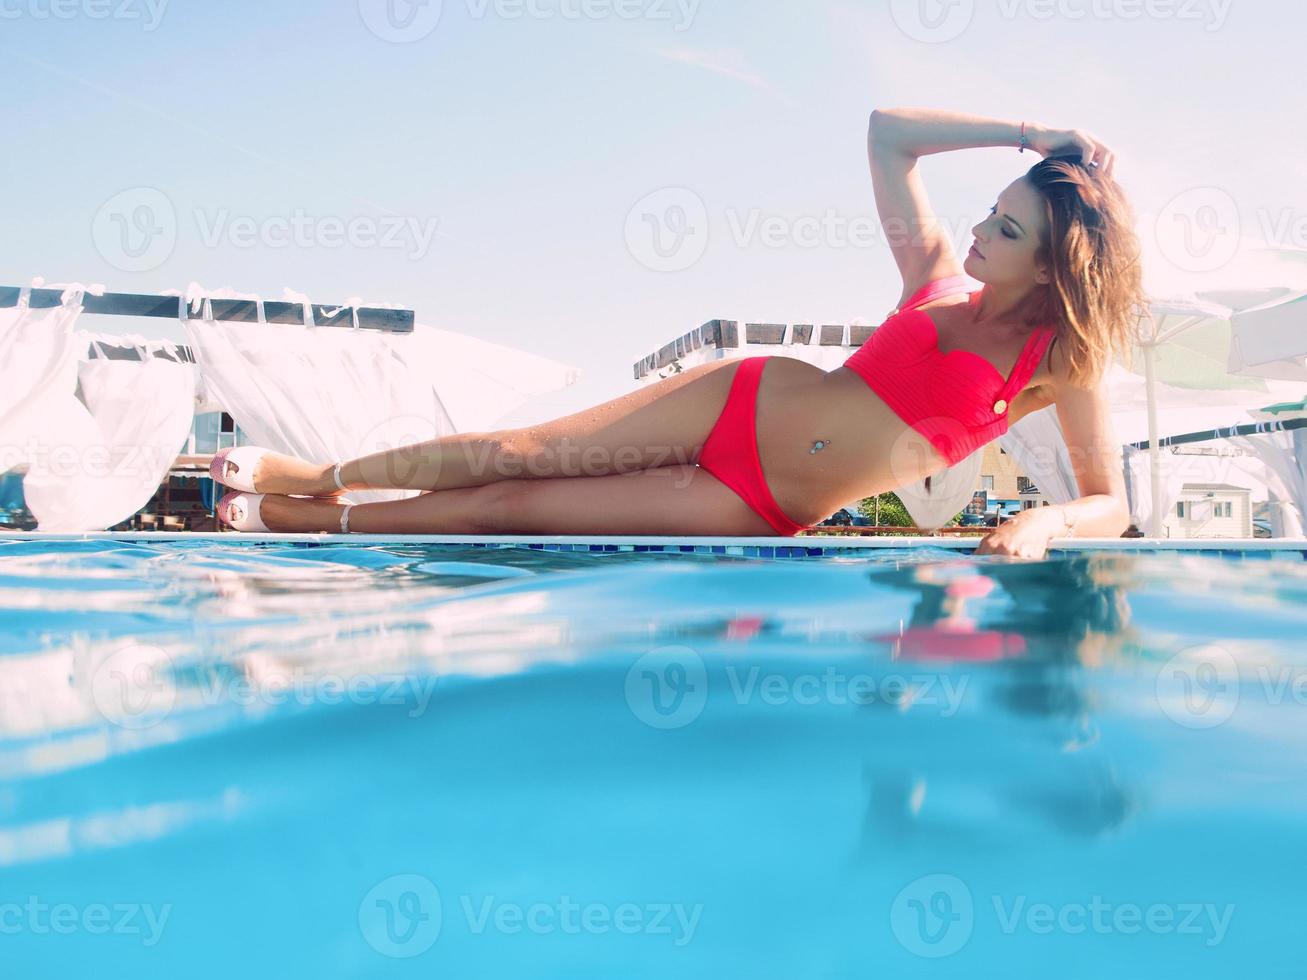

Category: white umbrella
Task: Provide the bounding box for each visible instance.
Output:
[1131,285,1307,534]
[1229,289,1307,380]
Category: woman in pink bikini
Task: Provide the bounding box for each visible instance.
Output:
[212,107,1141,559]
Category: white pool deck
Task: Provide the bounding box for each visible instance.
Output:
[2,530,1305,559]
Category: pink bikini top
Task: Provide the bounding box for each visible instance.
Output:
[842,275,1056,466]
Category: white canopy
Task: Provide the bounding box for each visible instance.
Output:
[0,288,196,531]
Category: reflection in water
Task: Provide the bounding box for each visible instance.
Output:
[0,539,1305,977]
[857,556,1141,846]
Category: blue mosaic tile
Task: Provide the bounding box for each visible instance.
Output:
[710,545,725,554]
[760,546,774,558]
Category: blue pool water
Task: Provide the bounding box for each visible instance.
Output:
[1,536,1305,977]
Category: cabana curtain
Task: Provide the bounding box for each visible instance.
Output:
[0,288,196,531]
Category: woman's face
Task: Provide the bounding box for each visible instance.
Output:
[964,176,1050,291]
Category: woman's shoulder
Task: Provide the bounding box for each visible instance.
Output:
[892,272,974,314]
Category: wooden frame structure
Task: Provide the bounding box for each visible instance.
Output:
[632,319,873,380]
[0,286,415,333]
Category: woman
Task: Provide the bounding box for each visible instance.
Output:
[213,107,1139,558]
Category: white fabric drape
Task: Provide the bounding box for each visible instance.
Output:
[0,291,85,478]
[182,308,443,506]
[0,290,196,531]
[1000,406,1082,504]
[1120,444,1208,534]
[1226,429,1307,537]
[24,354,196,532]
[181,297,581,506]
[895,449,982,531]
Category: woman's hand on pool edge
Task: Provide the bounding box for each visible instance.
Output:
[973,508,1060,560]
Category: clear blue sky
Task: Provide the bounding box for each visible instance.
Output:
[2,0,1302,426]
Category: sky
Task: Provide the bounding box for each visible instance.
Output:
[2,0,1304,427]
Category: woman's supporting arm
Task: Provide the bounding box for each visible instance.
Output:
[1036,494,1131,540]
[1043,372,1132,539]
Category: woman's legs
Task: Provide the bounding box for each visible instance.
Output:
[241,463,781,536]
[227,358,747,497]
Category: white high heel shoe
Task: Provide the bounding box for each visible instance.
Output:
[217,492,356,534]
[211,447,351,496]
[217,491,270,532]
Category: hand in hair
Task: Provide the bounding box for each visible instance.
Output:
[1024,123,1117,176]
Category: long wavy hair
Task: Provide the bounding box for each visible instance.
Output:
[1018,154,1150,387]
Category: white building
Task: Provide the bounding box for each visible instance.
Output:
[1165,483,1253,539]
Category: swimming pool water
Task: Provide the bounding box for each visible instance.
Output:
[1,537,1305,977]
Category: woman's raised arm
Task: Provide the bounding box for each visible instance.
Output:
[868,107,1030,308]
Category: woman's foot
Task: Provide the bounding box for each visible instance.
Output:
[212,448,347,497]
[219,493,353,533]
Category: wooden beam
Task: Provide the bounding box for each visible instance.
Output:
[0,286,415,333]
[631,318,869,380]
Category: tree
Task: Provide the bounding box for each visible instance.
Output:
[856,492,913,527]
[856,492,967,529]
